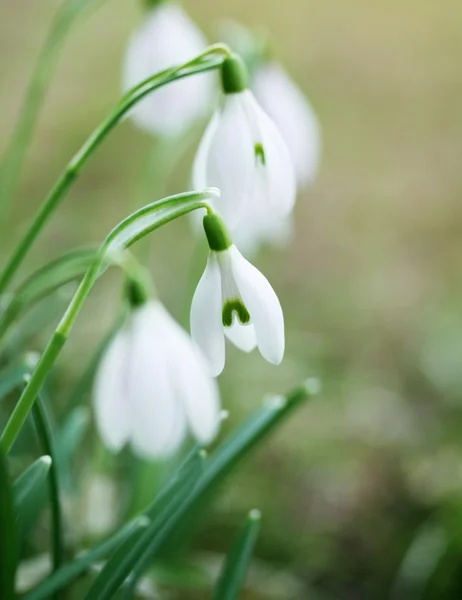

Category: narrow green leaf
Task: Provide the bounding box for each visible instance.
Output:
[13,455,52,541]
[32,396,64,580]
[0,355,37,401]
[54,406,90,491]
[23,516,149,600]
[116,380,320,600]
[0,249,95,342]
[0,0,108,222]
[83,450,207,600]
[0,449,18,600]
[213,509,261,600]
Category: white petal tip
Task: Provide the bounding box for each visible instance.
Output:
[263,349,284,366]
[40,456,52,466]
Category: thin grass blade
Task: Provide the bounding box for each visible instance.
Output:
[212,509,261,600]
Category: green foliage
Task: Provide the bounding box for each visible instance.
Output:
[13,455,52,543]
[213,509,261,600]
[0,449,17,600]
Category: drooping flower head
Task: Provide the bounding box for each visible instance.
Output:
[93,285,220,460]
[192,53,296,233]
[122,1,214,138]
[190,212,284,376]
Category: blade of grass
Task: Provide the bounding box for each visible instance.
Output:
[22,516,148,600]
[212,509,261,600]
[0,0,108,222]
[112,379,320,600]
[13,455,52,542]
[0,448,18,600]
[32,394,64,590]
[83,449,207,600]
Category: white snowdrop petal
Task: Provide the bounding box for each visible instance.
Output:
[192,110,220,190]
[122,4,214,137]
[154,303,221,445]
[190,254,225,376]
[224,321,257,352]
[229,246,285,365]
[127,304,186,458]
[93,331,131,452]
[245,92,297,216]
[176,343,221,443]
[253,63,321,187]
[205,95,255,228]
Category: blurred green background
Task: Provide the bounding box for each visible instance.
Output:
[2,0,462,598]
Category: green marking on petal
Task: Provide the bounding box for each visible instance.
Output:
[255,143,266,166]
[222,299,250,327]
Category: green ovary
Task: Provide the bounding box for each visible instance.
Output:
[222,299,250,327]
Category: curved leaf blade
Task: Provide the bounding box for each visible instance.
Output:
[13,455,51,541]
[83,450,207,600]
[117,380,320,599]
[213,509,261,600]
[23,516,149,600]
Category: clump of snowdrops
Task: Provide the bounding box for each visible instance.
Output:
[0,0,322,598]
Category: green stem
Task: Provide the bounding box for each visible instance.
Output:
[0,193,212,453]
[0,49,227,295]
[0,0,104,224]
[32,395,64,596]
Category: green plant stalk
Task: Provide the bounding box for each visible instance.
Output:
[0,193,212,453]
[0,47,229,295]
[32,395,64,596]
[0,0,103,223]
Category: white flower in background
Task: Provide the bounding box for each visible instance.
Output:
[225,62,321,254]
[93,300,220,459]
[191,213,284,376]
[122,2,214,138]
[192,54,296,232]
[253,62,321,188]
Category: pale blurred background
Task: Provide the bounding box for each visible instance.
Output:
[2,0,462,598]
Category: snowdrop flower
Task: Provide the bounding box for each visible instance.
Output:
[228,62,322,254]
[122,2,214,138]
[93,299,220,460]
[192,54,296,232]
[191,213,284,376]
[253,62,321,188]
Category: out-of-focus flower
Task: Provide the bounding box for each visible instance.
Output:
[81,473,118,536]
[253,62,321,188]
[93,300,220,459]
[122,2,214,138]
[227,62,321,254]
[190,213,284,376]
[192,54,296,232]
